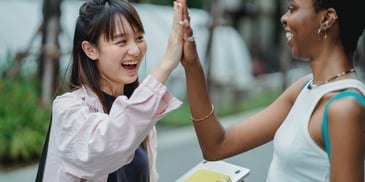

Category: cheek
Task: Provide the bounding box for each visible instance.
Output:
[140,43,147,56]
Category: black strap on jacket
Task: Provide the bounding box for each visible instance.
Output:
[35,115,52,182]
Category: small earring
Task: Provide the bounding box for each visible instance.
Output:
[317,28,327,40]
[325,21,329,26]
[317,28,322,40]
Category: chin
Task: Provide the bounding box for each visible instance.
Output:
[124,76,138,84]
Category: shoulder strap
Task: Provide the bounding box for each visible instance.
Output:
[322,91,365,159]
[302,78,312,90]
[35,115,52,182]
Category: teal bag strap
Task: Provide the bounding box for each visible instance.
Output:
[322,91,365,159]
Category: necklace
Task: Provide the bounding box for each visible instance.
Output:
[307,68,356,89]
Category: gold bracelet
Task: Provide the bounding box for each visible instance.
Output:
[191,104,215,122]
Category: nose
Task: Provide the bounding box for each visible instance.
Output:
[280,13,288,28]
[127,42,141,57]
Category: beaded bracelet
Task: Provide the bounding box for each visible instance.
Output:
[191,104,215,122]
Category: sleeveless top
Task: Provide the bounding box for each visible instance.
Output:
[266,79,365,182]
[104,92,150,182]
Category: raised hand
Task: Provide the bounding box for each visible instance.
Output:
[162,1,184,71]
[178,0,200,67]
[151,1,184,83]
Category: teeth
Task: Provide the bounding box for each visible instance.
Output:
[122,61,137,65]
[286,32,293,41]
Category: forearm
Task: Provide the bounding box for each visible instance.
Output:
[150,59,175,84]
[183,61,226,160]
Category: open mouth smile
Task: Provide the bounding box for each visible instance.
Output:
[286,32,293,41]
[122,61,138,70]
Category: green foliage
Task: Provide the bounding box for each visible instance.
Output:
[0,78,50,167]
[159,101,191,126]
[0,53,14,79]
[239,89,281,111]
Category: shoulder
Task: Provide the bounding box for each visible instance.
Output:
[53,86,101,113]
[278,74,312,104]
[285,73,312,92]
[327,91,365,128]
[54,88,84,105]
[328,92,364,115]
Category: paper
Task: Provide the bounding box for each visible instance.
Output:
[176,160,250,182]
[183,169,232,182]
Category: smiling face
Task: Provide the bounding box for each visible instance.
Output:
[94,15,147,95]
[281,0,323,59]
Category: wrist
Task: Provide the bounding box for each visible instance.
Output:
[151,59,174,84]
[182,59,202,71]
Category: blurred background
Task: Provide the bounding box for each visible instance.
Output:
[0,0,364,181]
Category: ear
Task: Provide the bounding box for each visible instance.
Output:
[81,41,98,60]
[321,8,338,30]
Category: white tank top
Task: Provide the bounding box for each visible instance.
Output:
[266,79,365,182]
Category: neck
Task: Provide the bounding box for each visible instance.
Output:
[307,68,356,89]
[310,47,354,83]
[100,80,124,97]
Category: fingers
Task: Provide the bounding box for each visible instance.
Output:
[182,20,198,63]
[172,1,182,24]
[174,0,193,43]
[172,1,183,34]
[175,0,199,66]
[176,0,190,32]
[181,0,189,22]
[175,0,188,19]
[183,19,194,43]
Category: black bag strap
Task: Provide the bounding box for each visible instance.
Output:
[35,114,52,182]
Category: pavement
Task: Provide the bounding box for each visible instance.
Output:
[0,109,273,182]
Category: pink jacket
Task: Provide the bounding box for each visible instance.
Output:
[43,75,182,182]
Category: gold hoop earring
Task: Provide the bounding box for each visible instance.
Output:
[317,28,327,40]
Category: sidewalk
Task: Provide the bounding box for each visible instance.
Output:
[0,109,267,182]
[0,164,37,182]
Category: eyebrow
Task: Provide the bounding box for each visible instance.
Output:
[112,28,144,38]
[113,33,127,39]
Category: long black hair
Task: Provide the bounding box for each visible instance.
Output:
[70,0,144,112]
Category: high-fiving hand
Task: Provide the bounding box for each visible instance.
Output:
[177,0,201,67]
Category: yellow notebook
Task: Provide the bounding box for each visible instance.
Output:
[176,160,250,182]
[183,169,232,182]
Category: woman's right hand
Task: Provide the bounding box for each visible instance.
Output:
[163,1,185,70]
[151,1,184,83]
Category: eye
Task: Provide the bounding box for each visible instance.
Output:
[287,5,294,13]
[116,39,127,45]
[136,35,145,42]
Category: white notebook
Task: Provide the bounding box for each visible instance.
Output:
[176,160,250,182]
